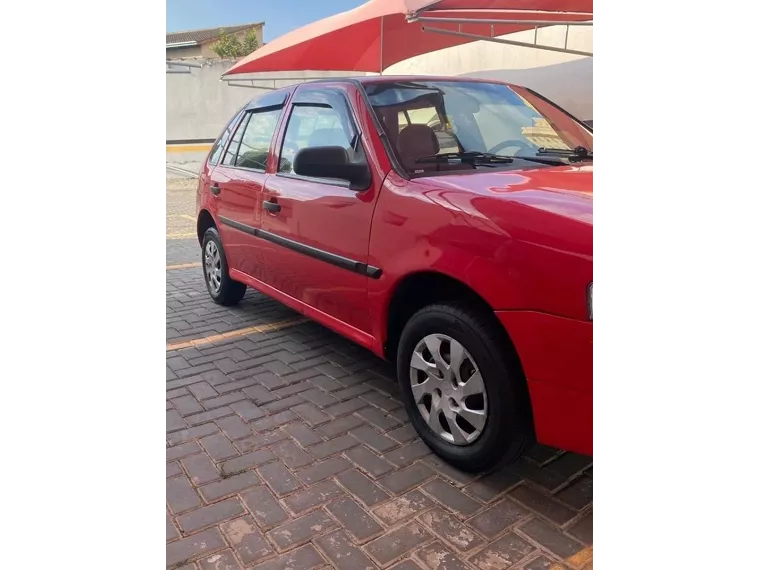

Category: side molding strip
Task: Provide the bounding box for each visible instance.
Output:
[219,216,382,279]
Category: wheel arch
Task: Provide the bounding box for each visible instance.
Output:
[197,209,216,244]
[382,270,519,364]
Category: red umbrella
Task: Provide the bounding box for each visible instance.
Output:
[224,0,592,76]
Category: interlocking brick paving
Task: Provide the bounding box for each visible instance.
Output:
[166,182,592,569]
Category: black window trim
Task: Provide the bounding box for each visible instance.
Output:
[221,112,251,168]
[276,171,352,190]
[244,89,290,112]
[275,86,369,189]
[354,82,409,180]
[208,108,246,167]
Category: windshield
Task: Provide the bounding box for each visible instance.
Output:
[364,80,592,177]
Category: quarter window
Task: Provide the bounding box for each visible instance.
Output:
[208,111,243,166]
[221,114,249,166]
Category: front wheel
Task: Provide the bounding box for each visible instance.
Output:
[396,303,533,472]
[202,227,247,306]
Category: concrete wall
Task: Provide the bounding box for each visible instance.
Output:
[167,45,203,59]
[167,59,255,142]
[166,60,371,168]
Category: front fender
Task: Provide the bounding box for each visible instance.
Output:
[367,175,527,352]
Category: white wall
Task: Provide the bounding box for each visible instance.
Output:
[166,60,370,142]
[167,60,371,169]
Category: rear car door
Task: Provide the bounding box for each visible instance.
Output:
[259,84,380,340]
[209,92,288,281]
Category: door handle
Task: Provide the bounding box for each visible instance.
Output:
[210,184,221,196]
[263,199,281,213]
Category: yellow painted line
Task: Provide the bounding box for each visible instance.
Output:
[180,214,196,221]
[167,262,201,271]
[167,144,212,153]
[167,232,197,240]
[166,318,308,352]
[564,547,593,568]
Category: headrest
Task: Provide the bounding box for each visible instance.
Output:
[397,124,440,167]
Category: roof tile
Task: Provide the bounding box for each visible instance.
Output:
[167,22,263,45]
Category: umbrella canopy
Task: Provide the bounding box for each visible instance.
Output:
[224,0,592,76]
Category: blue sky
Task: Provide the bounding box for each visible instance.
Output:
[166,0,365,41]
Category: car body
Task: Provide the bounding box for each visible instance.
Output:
[196,76,592,470]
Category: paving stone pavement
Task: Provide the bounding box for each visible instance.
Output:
[166,184,593,569]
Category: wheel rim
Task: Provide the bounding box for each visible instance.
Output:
[204,240,222,295]
[409,334,488,445]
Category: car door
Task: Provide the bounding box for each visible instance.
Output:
[209,92,288,281]
[259,84,380,340]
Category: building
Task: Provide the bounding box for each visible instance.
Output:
[521,118,571,149]
[166,22,264,60]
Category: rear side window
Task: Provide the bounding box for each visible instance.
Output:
[208,110,243,166]
[221,114,250,166]
[235,108,282,170]
[208,130,230,166]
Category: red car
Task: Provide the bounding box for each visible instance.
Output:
[196,76,592,472]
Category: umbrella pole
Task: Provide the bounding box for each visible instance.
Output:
[379,15,384,75]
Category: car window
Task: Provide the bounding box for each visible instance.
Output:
[365,81,592,177]
[208,132,228,166]
[398,107,460,154]
[472,101,571,152]
[221,114,250,166]
[279,104,355,174]
[235,108,282,170]
[208,108,245,166]
[509,85,593,150]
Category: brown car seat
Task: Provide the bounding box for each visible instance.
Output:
[396,124,473,174]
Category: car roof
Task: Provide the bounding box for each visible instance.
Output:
[352,75,517,87]
[265,75,519,92]
[241,75,523,109]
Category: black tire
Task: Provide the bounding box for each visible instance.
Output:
[396,302,533,473]
[201,227,247,306]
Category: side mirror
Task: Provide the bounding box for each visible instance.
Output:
[293,146,371,191]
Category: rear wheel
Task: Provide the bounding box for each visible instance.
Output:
[202,227,246,306]
[396,303,532,472]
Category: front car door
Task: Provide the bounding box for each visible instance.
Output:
[209,91,289,281]
[258,84,382,345]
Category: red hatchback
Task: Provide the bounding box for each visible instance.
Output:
[196,76,592,471]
